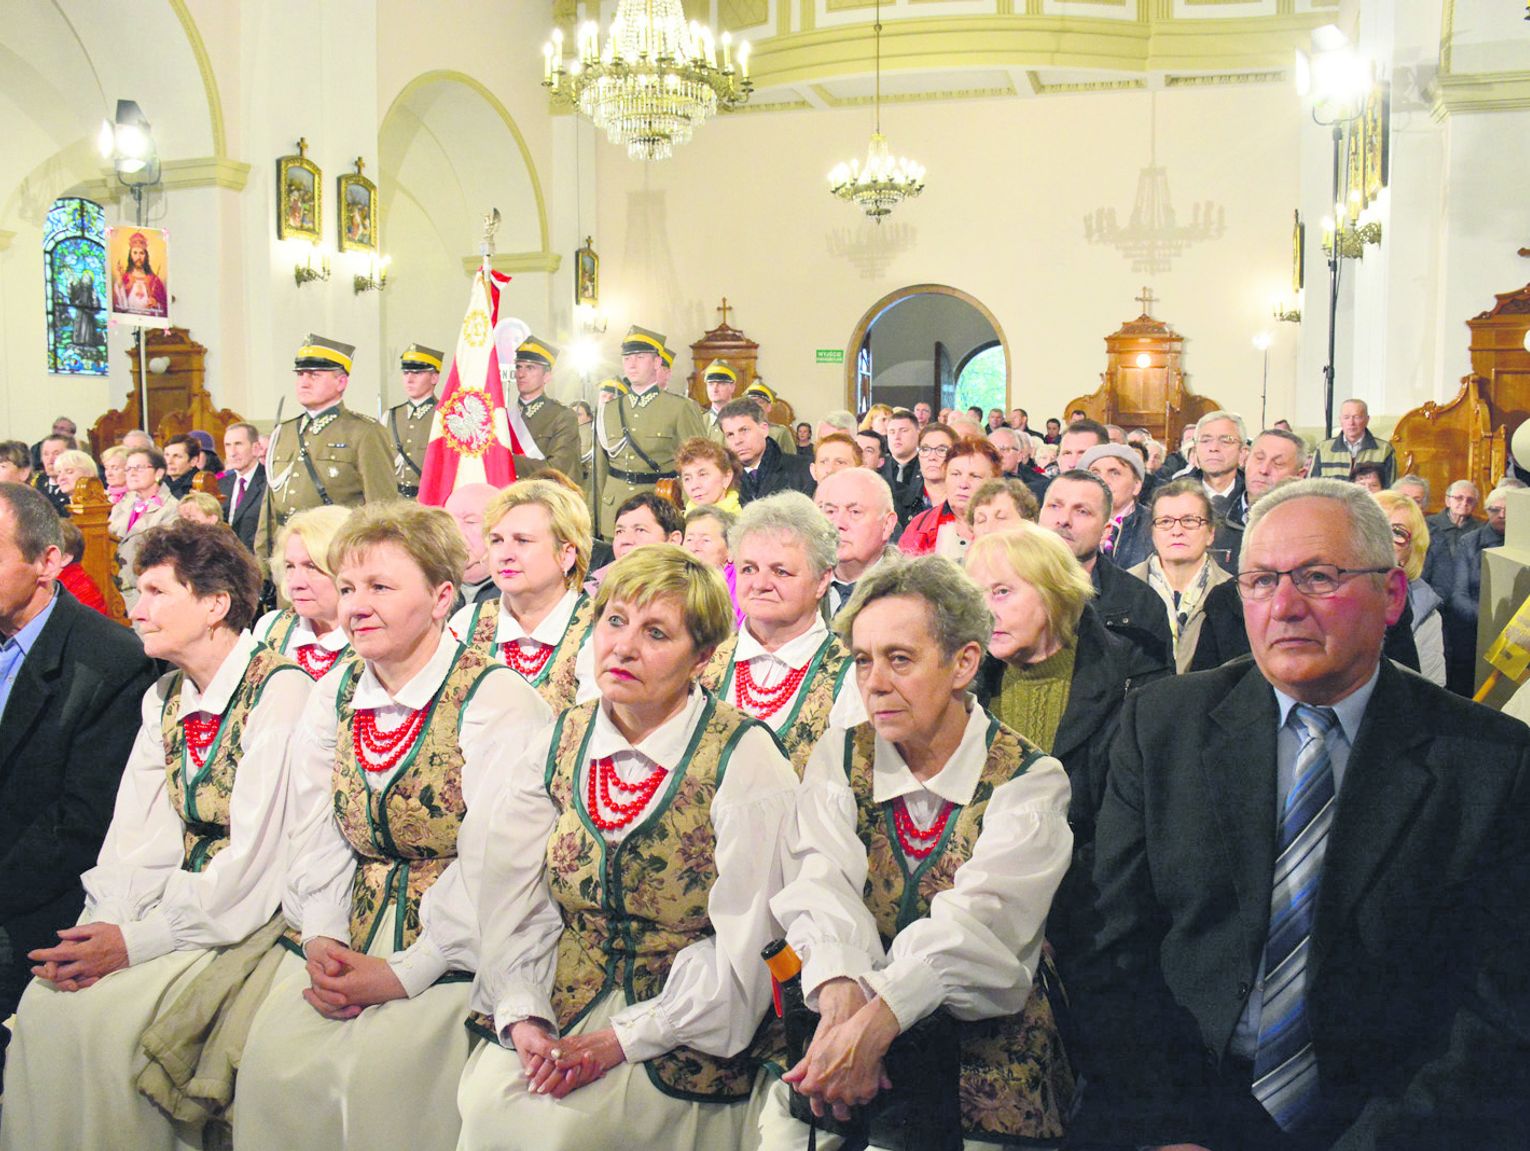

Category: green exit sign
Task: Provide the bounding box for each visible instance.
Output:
[816,348,845,364]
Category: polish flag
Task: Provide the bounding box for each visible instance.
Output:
[417,265,526,505]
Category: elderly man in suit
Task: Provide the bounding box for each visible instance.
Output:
[218,421,266,552]
[1070,477,1530,1150]
[0,483,156,1079]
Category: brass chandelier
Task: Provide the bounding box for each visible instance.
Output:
[827,0,925,222]
[543,0,752,162]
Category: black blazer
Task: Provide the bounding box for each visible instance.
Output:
[1092,557,1175,682]
[1069,659,1530,1149]
[0,590,156,1009]
[219,465,268,552]
[739,438,815,504]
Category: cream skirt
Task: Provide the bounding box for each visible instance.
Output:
[0,947,212,1151]
[455,989,751,1151]
[232,908,474,1151]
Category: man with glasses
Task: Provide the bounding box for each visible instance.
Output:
[1073,477,1530,1151]
[1186,410,1247,521]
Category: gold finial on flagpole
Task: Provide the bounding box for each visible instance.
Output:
[480,208,501,266]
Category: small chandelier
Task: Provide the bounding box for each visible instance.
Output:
[828,0,925,223]
[544,0,751,162]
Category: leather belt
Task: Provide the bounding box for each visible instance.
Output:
[608,465,676,484]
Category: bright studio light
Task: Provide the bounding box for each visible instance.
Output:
[571,337,600,375]
[1252,332,1272,351]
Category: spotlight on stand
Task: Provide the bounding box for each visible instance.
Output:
[98,100,160,184]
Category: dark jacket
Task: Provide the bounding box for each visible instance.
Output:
[219,464,268,553]
[33,474,70,517]
[1107,502,1154,571]
[1450,522,1503,618]
[1421,510,1474,601]
[739,438,815,504]
[1092,557,1175,682]
[1188,576,1420,674]
[887,455,925,527]
[1069,658,1530,1149]
[0,589,156,1063]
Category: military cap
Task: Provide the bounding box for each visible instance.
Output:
[703,360,738,384]
[516,335,560,368]
[620,325,666,357]
[745,380,777,406]
[294,334,355,373]
[599,377,630,397]
[400,343,444,372]
[659,345,676,369]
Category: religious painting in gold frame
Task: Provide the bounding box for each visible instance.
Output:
[276,139,321,244]
[1292,210,1305,293]
[338,159,378,254]
[1345,122,1365,213]
[1363,83,1390,201]
[574,236,599,307]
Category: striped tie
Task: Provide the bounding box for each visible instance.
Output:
[1252,703,1339,1132]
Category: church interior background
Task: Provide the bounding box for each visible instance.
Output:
[2,0,1527,455]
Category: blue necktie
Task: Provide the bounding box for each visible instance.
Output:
[1252,703,1338,1132]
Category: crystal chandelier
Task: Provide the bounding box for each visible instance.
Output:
[543,0,752,162]
[828,0,925,223]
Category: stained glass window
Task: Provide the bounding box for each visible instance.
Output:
[44,197,108,376]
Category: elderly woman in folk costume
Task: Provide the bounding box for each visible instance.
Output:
[455,544,797,1151]
[698,492,865,770]
[447,479,596,714]
[233,503,552,1151]
[758,553,1075,1150]
[2,521,310,1151]
[252,505,353,678]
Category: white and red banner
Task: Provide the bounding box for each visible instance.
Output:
[417,265,525,505]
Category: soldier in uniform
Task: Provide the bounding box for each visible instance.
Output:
[385,342,442,497]
[745,379,798,456]
[253,334,397,566]
[512,334,583,484]
[700,359,738,443]
[593,325,706,539]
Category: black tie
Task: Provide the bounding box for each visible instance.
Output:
[832,580,856,608]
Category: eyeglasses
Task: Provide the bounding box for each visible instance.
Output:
[1197,434,1242,447]
[1235,564,1392,600]
[1152,515,1209,531]
[124,463,155,473]
[1389,524,1413,544]
[918,444,951,458]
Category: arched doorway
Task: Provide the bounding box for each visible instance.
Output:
[843,284,1010,415]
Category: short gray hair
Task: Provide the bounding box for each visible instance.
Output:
[1446,479,1480,501]
[817,466,895,517]
[1487,480,1525,508]
[226,421,260,443]
[719,398,766,426]
[1241,477,1395,572]
[728,490,838,576]
[835,552,992,660]
[1392,474,1430,503]
[821,410,858,435]
[1196,409,1248,443]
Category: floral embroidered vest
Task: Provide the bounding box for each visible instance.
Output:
[160,647,302,873]
[540,694,765,1102]
[463,592,594,714]
[843,717,1076,1141]
[699,631,852,775]
[331,644,495,957]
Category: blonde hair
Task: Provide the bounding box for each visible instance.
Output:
[594,543,733,655]
[965,523,1096,650]
[272,505,352,601]
[483,479,593,587]
[177,491,222,520]
[100,445,129,467]
[328,502,466,592]
[859,403,893,432]
[1373,489,1430,581]
[54,449,99,480]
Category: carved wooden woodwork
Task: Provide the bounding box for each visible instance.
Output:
[90,328,245,456]
[67,477,128,625]
[685,302,795,428]
[1391,280,1530,515]
[1063,304,1220,449]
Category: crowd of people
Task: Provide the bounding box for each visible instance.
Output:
[0,329,1527,1151]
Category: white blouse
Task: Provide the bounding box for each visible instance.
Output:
[771,703,1073,1032]
[467,688,797,1063]
[83,630,312,966]
[729,616,866,731]
[253,608,350,658]
[283,629,553,998]
[447,587,589,669]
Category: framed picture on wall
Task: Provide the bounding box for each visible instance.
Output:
[1363,83,1390,201]
[276,139,322,243]
[575,236,599,306]
[1292,209,1304,293]
[338,158,378,253]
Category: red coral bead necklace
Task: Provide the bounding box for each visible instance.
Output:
[295,643,341,679]
[733,659,809,720]
[586,754,667,831]
[501,640,554,679]
[892,796,954,860]
[182,713,222,769]
[352,707,428,774]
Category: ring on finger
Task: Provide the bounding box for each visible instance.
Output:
[549,1046,564,1062]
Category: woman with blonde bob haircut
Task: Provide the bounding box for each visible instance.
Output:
[759,552,1074,1148]
[255,506,354,679]
[450,479,597,712]
[51,449,100,502]
[459,544,797,1151]
[235,503,553,1151]
[1374,489,1444,685]
[967,525,1150,981]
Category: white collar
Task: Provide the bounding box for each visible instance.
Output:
[588,686,706,768]
[288,615,350,653]
[496,587,580,646]
[871,700,989,807]
[1272,664,1381,748]
[235,463,260,482]
[351,628,458,711]
[180,630,260,716]
[735,615,827,670]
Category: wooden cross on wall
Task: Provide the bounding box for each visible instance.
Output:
[296,137,309,158]
[1136,285,1156,317]
[716,297,733,327]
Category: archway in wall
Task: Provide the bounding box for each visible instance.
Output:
[843,285,1010,416]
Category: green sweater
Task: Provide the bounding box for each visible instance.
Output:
[990,643,1076,754]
